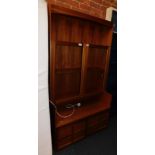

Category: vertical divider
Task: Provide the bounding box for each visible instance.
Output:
[50,14,56,100]
[80,43,88,96]
[103,47,111,90]
[103,27,113,90]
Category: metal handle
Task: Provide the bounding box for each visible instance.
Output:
[78,43,82,46]
[86,44,89,47]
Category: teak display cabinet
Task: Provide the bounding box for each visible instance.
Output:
[48,4,113,151]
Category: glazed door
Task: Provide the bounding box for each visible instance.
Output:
[50,13,112,103]
[51,14,84,103]
[84,45,108,95]
[54,42,83,101]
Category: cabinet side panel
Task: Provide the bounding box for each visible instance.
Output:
[49,14,56,101]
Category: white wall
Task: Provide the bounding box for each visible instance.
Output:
[38,0,52,155]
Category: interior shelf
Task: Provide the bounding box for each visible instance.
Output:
[54,89,104,105]
[55,68,81,73]
[87,66,105,70]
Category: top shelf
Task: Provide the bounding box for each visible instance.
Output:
[55,92,112,128]
[48,4,113,27]
[49,7,113,46]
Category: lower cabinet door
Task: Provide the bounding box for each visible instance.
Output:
[98,111,109,121]
[57,136,72,150]
[87,120,108,135]
[87,114,100,127]
[55,111,109,150]
[73,121,85,142]
[73,120,85,134]
[57,125,72,140]
[87,112,109,135]
[73,131,85,142]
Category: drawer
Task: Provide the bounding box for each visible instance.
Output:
[73,120,85,134]
[57,136,72,149]
[57,125,72,140]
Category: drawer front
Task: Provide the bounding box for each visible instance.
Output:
[57,125,72,140]
[73,120,85,134]
[57,136,72,149]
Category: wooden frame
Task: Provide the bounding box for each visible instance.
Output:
[48,4,113,27]
[47,3,113,150]
[48,4,113,105]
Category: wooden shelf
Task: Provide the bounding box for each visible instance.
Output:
[55,92,112,128]
[55,68,81,73]
[48,4,113,28]
[55,96,80,105]
[54,90,104,105]
[89,44,109,48]
[87,66,105,70]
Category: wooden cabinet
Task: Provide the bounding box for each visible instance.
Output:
[54,97,111,150]
[48,4,113,151]
[50,92,112,150]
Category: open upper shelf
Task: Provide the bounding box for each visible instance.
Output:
[55,92,112,128]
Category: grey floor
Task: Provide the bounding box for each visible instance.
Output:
[53,115,117,155]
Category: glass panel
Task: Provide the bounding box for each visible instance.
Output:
[87,46,107,69]
[55,43,83,100]
[84,46,107,94]
[84,68,104,93]
[55,14,82,42]
[55,70,81,99]
[55,44,82,70]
